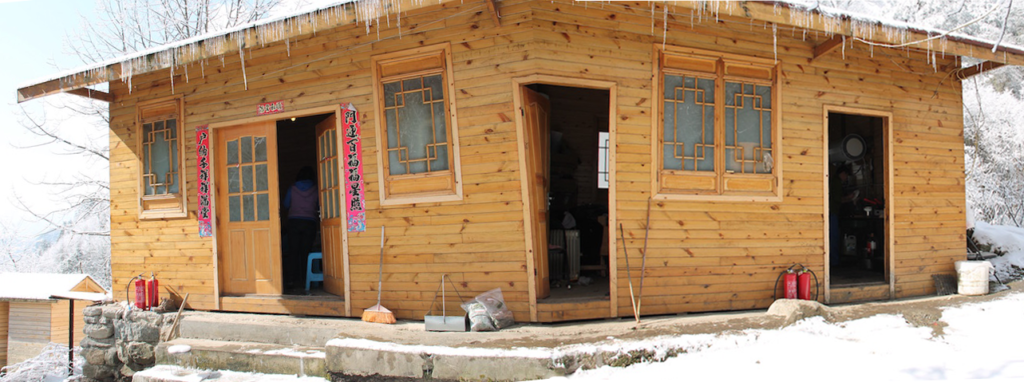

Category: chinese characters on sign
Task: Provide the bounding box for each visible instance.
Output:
[196,125,213,237]
[256,100,284,116]
[341,103,366,232]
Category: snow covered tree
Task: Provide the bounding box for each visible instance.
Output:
[13,0,289,287]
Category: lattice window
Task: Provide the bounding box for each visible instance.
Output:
[142,119,179,196]
[382,74,450,176]
[372,43,462,203]
[663,74,715,172]
[725,81,773,174]
[656,47,779,198]
[138,98,187,218]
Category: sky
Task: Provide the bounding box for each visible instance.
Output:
[0,0,103,236]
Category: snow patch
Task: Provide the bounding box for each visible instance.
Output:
[167,345,192,355]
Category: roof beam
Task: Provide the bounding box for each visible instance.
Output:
[956,61,1007,79]
[812,35,845,60]
[485,0,500,26]
[65,88,114,103]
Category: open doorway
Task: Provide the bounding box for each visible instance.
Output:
[524,84,611,304]
[277,113,343,298]
[828,111,889,287]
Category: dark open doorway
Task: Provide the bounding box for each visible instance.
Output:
[277,114,330,296]
[526,84,612,303]
[828,112,888,287]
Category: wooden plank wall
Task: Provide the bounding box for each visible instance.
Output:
[0,301,7,367]
[106,0,965,321]
[48,300,87,347]
[529,0,964,314]
[7,302,51,364]
[108,0,539,320]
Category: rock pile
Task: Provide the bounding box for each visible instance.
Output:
[79,304,177,382]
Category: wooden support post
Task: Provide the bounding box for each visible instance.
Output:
[67,300,74,376]
[485,0,501,26]
[813,36,845,61]
[956,61,1007,79]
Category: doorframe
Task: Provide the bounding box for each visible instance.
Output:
[511,74,618,322]
[207,105,351,315]
[821,105,895,304]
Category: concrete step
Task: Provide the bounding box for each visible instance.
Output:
[133,365,327,382]
[177,312,342,348]
[155,339,327,378]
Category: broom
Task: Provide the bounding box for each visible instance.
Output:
[362,226,396,324]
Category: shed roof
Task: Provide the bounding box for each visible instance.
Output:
[0,273,108,302]
[15,0,1024,103]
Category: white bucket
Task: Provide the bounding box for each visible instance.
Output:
[955,260,993,296]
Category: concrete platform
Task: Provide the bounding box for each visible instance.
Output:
[154,286,1019,381]
[133,365,327,382]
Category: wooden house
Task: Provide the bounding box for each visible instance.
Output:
[0,273,107,367]
[16,0,1023,323]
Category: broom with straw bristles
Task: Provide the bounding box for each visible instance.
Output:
[362,226,396,324]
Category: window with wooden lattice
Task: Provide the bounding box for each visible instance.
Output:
[655,46,781,200]
[372,43,463,204]
[138,98,187,218]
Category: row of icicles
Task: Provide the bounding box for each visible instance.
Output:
[57,0,955,95]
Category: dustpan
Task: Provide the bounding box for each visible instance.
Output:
[425,274,468,332]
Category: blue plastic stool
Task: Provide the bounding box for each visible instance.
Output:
[306,252,324,290]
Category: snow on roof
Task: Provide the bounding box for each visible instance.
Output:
[0,273,105,301]
[16,0,1024,101]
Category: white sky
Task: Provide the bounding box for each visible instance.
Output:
[0,0,102,236]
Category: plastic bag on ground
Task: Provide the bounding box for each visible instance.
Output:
[460,288,515,331]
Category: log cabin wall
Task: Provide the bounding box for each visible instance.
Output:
[107,0,965,321]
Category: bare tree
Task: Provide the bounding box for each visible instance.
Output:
[13,0,285,285]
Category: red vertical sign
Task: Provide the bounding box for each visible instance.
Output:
[341,103,366,232]
[196,125,213,237]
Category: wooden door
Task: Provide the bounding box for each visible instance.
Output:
[523,87,551,299]
[216,122,282,295]
[316,114,345,297]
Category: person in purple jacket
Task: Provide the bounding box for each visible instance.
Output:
[283,166,319,290]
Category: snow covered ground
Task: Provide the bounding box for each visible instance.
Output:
[537,291,1024,381]
[534,223,1024,382]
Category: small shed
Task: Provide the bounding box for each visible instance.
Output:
[0,273,108,367]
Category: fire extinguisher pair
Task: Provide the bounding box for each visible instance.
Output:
[129,273,160,310]
[774,265,819,301]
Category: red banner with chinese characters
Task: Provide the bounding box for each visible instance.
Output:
[341,103,366,232]
[196,125,213,237]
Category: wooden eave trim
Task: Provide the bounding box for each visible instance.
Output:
[671,1,1024,66]
[16,0,462,104]
[65,88,113,103]
[812,35,845,61]
[956,61,1007,79]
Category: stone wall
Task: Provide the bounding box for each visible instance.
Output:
[80,304,177,382]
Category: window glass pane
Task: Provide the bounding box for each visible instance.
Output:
[167,119,177,138]
[384,81,402,108]
[663,74,714,172]
[229,195,241,222]
[228,167,240,193]
[384,74,449,176]
[242,165,253,192]
[149,123,171,194]
[254,136,267,162]
[257,194,270,221]
[168,136,179,194]
[424,74,444,101]
[725,81,772,174]
[255,164,268,191]
[243,194,255,221]
[241,136,252,163]
[598,132,610,189]
[227,140,239,165]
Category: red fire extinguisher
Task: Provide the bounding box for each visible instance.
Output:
[134,278,148,310]
[147,273,159,310]
[798,269,811,300]
[783,269,798,299]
